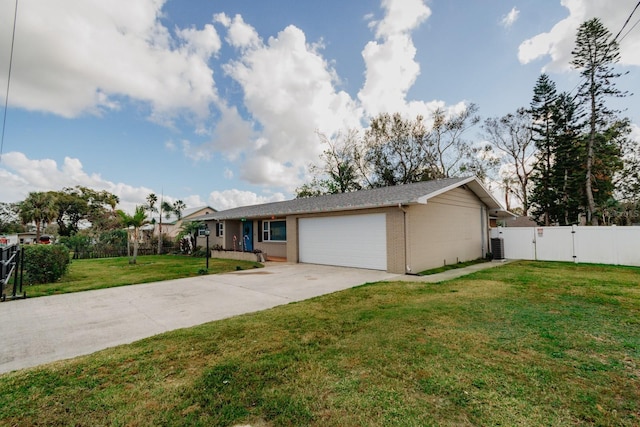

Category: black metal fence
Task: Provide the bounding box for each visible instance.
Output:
[1,244,25,302]
[72,244,181,259]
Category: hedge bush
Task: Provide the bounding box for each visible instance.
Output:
[23,245,71,284]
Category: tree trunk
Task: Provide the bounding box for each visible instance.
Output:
[585,142,597,225]
[126,228,132,262]
[132,227,139,264]
[563,169,570,225]
[585,80,598,226]
[157,201,163,255]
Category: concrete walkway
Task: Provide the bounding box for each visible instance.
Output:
[0,261,508,375]
[397,259,512,282]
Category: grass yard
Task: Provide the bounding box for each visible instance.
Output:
[25,255,263,297]
[1,261,638,426]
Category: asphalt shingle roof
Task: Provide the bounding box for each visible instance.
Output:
[196,176,503,221]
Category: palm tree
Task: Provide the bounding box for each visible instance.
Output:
[145,193,158,217]
[158,200,173,255]
[106,194,120,211]
[178,220,202,254]
[172,200,186,221]
[118,206,148,264]
[145,193,159,250]
[19,191,58,240]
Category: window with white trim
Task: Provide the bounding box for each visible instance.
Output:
[216,222,224,237]
[262,220,286,241]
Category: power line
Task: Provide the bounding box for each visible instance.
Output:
[618,15,640,43]
[568,1,640,100]
[1,0,19,163]
[613,0,640,41]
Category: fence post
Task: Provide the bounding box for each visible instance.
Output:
[11,246,25,299]
[612,225,618,266]
[1,244,25,301]
[571,225,577,263]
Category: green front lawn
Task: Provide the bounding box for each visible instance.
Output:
[24,255,262,297]
[1,261,638,426]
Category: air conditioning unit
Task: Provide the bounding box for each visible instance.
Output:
[491,238,504,260]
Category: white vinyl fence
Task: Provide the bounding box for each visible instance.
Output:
[490,226,640,267]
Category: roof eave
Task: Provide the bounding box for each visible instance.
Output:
[414,176,505,211]
[209,202,410,221]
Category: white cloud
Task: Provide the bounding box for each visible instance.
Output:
[180,140,212,162]
[239,156,299,190]
[359,0,438,118]
[500,7,520,28]
[219,24,363,187]
[183,195,207,209]
[370,0,431,39]
[214,13,261,49]
[205,0,464,190]
[0,0,480,206]
[177,24,222,58]
[176,104,255,164]
[0,0,220,121]
[0,152,154,212]
[359,34,421,116]
[630,123,640,144]
[207,189,286,210]
[518,0,640,71]
[211,105,256,160]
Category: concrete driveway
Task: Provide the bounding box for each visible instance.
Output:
[0,264,398,375]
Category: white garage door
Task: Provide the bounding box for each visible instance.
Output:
[299,213,387,270]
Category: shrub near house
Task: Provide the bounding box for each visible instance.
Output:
[23,245,71,284]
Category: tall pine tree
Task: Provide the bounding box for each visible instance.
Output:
[529,74,559,225]
[552,93,584,225]
[529,74,584,225]
[571,18,627,225]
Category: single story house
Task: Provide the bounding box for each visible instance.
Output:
[149,205,217,240]
[194,176,511,274]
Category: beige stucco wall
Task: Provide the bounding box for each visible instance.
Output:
[286,216,298,262]
[255,241,287,257]
[385,209,406,274]
[405,187,485,273]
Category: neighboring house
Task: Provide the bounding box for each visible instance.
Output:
[151,206,216,240]
[16,232,37,245]
[500,216,538,227]
[0,235,19,246]
[194,177,512,274]
[1,233,52,245]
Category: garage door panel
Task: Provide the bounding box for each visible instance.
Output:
[299,214,387,270]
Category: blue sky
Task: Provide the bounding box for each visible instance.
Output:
[1,0,639,213]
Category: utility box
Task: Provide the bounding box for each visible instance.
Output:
[491,238,505,260]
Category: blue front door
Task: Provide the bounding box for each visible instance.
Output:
[242,221,253,252]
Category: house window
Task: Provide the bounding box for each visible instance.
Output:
[262,220,286,242]
[216,222,224,237]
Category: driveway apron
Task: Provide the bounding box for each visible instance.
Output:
[0,264,397,374]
